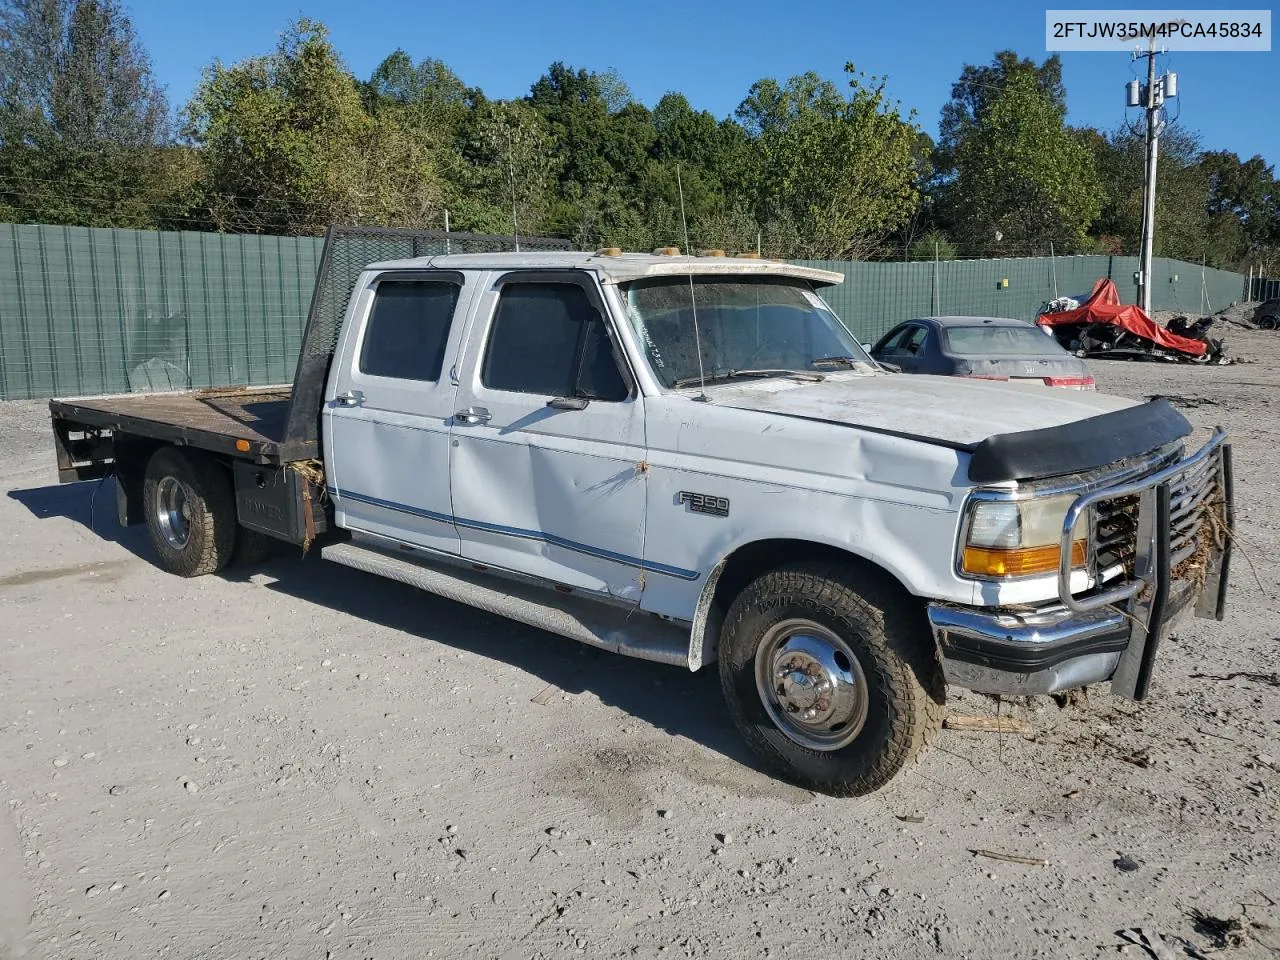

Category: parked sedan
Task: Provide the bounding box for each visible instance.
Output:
[870,315,1095,389]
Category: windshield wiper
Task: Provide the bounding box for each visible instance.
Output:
[810,356,868,368]
[672,369,824,388]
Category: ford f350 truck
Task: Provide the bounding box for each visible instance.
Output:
[48,228,1234,796]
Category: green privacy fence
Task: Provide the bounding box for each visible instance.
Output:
[806,254,1249,345]
[0,223,323,401]
[0,223,1251,401]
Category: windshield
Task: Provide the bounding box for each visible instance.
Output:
[943,325,1063,356]
[620,276,871,389]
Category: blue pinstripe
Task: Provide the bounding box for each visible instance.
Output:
[327,487,701,581]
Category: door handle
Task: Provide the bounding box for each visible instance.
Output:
[455,406,492,424]
[334,390,364,407]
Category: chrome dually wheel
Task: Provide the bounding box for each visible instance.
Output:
[154,475,192,549]
[142,448,237,577]
[755,619,869,751]
[719,561,945,796]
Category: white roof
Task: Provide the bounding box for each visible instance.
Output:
[363,250,845,286]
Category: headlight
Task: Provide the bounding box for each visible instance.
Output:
[961,494,1087,579]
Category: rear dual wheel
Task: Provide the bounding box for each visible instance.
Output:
[142,448,269,576]
[718,562,944,796]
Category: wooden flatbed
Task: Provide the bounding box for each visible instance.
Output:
[49,386,319,480]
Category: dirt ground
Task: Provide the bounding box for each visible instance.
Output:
[1,326,1277,960]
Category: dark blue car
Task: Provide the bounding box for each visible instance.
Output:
[870,316,1095,389]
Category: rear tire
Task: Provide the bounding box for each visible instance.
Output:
[143,448,237,577]
[718,561,944,796]
[1260,315,1278,331]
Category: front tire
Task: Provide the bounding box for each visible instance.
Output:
[143,448,237,577]
[719,561,944,796]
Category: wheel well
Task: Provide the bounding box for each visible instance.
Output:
[114,439,235,525]
[694,539,916,668]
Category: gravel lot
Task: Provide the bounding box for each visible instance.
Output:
[1,328,1277,960]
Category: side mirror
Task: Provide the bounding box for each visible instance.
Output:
[861,342,874,354]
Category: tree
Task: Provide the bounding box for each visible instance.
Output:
[183,19,442,234]
[527,62,655,245]
[1088,124,1223,262]
[0,0,176,226]
[618,92,752,251]
[945,70,1101,254]
[455,100,554,237]
[736,65,921,259]
[528,62,615,195]
[938,51,1065,167]
[1200,150,1279,261]
[908,228,956,261]
[364,49,470,132]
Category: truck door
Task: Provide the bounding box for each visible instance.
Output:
[324,270,471,556]
[449,271,648,602]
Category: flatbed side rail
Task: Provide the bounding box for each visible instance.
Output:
[48,390,296,470]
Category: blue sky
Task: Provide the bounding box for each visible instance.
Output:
[129,0,1277,165]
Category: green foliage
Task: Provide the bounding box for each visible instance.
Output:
[938,51,1065,165]
[183,20,442,234]
[0,6,1275,269]
[1088,124,1212,261]
[908,229,956,261]
[736,65,921,259]
[1200,150,1279,260]
[944,68,1101,255]
[459,100,554,237]
[0,0,175,226]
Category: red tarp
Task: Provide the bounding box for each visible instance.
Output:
[1035,278,1207,357]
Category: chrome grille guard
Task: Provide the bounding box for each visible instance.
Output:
[1056,428,1232,615]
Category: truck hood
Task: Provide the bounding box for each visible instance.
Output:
[709,372,1135,449]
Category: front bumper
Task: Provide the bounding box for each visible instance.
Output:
[930,430,1233,700]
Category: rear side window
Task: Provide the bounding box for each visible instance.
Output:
[359,280,460,381]
[482,283,628,401]
[900,325,928,354]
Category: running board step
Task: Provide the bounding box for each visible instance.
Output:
[321,540,691,668]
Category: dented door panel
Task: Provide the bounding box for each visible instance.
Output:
[450,425,650,599]
[449,273,650,602]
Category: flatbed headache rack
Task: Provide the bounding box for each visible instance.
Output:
[50,226,572,482]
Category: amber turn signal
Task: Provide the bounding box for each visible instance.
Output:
[961,540,1086,578]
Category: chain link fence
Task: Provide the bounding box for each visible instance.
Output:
[1249,276,1280,303]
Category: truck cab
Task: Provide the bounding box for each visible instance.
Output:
[317,249,1231,794]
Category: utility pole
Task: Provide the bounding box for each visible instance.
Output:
[1127,38,1178,314]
